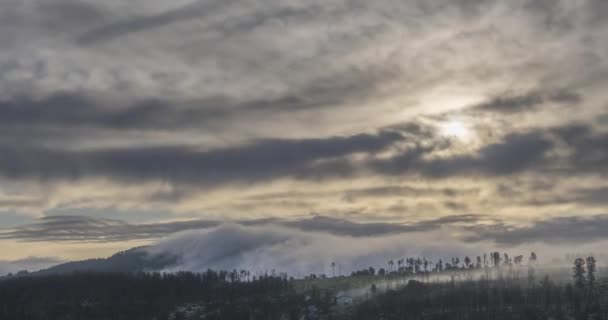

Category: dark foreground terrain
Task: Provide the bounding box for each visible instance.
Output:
[1,260,607,319]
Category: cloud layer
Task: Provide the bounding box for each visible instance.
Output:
[4,214,608,246]
[1,0,608,261]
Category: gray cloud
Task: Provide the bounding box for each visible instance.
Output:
[0,215,222,242]
[283,214,485,237]
[77,1,236,45]
[475,92,544,113]
[369,132,554,177]
[573,187,608,205]
[551,124,608,173]
[2,123,603,188]
[424,132,554,176]
[0,129,402,184]
[524,186,608,207]
[15,212,608,247]
[343,185,479,200]
[0,214,487,242]
[0,63,395,135]
[473,90,582,113]
[463,214,608,245]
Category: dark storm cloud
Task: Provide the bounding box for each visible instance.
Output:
[463,214,608,245]
[473,90,582,113]
[0,214,489,242]
[0,130,403,184]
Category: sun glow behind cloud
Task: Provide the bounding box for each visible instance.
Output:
[439,120,474,142]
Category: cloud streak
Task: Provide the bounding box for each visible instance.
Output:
[473,90,582,114]
[5,214,608,247]
[0,214,480,242]
[77,1,236,45]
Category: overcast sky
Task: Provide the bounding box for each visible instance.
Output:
[0,0,607,269]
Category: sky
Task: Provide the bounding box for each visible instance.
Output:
[0,0,607,273]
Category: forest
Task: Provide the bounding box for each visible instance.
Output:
[0,253,606,320]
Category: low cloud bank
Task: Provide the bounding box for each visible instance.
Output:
[147,223,479,276]
[146,223,608,277]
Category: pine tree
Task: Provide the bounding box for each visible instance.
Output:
[573,258,586,289]
[586,256,596,289]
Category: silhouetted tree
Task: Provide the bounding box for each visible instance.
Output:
[573,258,586,289]
[586,256,596,289]
[490,252,500,268]
[529,252,537,264]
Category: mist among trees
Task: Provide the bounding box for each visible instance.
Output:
[1,251,607,319]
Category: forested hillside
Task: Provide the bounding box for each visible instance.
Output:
[1,254,606,320]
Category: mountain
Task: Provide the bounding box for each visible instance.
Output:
[33,247,178,275]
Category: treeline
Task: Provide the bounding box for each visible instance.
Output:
[354,256,607,320]
[0,271,301,320]
[343,252,538,279]
[0,255,605,320]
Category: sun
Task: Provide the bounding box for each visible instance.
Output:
[439,120,473,142]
